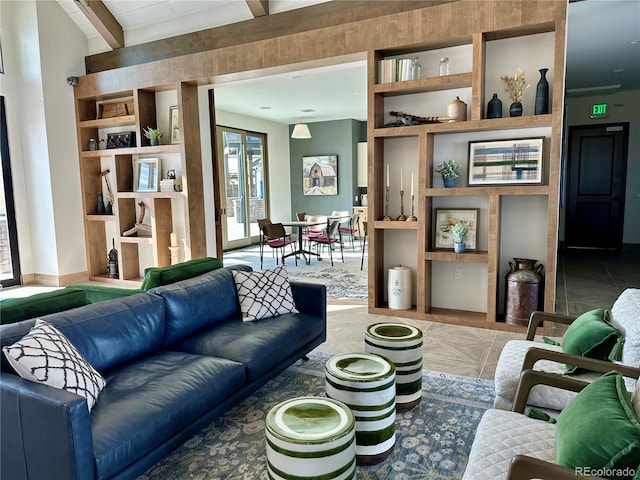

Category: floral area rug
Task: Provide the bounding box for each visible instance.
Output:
[137,352,494,480]
[223,244,368,299]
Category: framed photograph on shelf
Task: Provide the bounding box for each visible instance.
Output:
[133,158,161,192]
[169,106,180,144]
[468,137,544,186]
[302,155,338,195]
[434,208,478,250]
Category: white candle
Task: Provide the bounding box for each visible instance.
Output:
[170,232,178,247]
[411,172,414,196]
[400,168,403,191]
[386,164,390,188]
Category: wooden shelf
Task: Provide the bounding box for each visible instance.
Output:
[120,236,153,244]
[424,186,550,196]
[373,72,472,96]
[79,115,136,129]
[373,114,553,138]
[80,144,181,157]
[85,214,116,222]
[373,220,419,229]
[425,250,489,263]
[117,191,183,199]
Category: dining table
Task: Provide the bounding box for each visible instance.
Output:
[280,219,328,264]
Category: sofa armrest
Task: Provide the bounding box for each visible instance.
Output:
[66,284,141,303]
[526,311,576,341]
[507,455,606,480]
[512,369,588,414]
[290,281,327,322]
[522,347,640,379]
[1,374,95,480]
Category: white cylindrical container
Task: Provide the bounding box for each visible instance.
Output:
[265,396,356,480]
[388,266,412,310]
[325,353,396,465]
[365,323,423,410]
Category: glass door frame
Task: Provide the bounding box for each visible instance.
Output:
[216,126,269,251]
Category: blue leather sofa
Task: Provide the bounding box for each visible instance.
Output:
[0,266,327,480]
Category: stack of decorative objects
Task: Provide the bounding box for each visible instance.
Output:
[160,169,182,192]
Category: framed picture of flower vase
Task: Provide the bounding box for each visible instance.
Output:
[434,209,478,250]
[467,137,544,186]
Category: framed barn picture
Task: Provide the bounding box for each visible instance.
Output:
[468,137,544,186]
[302,155,338,195]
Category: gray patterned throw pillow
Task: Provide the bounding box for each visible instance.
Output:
[3,319,106,412]
[233,266,299,321]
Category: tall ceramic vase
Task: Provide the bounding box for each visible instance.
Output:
[534,68,549,115]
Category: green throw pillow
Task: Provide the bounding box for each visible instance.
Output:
[562,308,624,373]
[556,371,640,477]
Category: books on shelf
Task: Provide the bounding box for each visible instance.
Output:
[160,178,182,192]
[378,58,413,84]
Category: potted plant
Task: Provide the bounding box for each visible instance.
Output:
[143,126,164,146]
[436,159,462,188]
[450,222,468,253]
[500,68,531,117]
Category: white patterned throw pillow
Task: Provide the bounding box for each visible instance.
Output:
[3,319,106,412]
[233,266,299,321]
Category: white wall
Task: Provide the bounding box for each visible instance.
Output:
[564,90,640,245]
[0,0,88,280]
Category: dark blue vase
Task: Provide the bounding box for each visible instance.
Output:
[534,68,549,115]
[443,177,455,188]
[509,101,523,117]
[487,93,502,118]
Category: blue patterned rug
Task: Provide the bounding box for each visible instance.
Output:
[137,352,493,480]
[223,244,368,299]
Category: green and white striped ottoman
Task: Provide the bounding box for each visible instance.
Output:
[265,396,356,480]
[325,352,396,465]
[364,322,423,411]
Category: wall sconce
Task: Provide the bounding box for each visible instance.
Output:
[291,123,312,139]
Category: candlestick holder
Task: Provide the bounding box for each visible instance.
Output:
[382,186,392,221]
[396,190,407,221]
[407,194,417,222]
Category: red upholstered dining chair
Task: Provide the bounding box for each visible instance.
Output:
[258,219,296,268]
[302,215,328,248]
[308,220,344,266]
[339,214,361,251]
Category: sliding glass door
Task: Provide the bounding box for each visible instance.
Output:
[216,127,267,250]
[0,96,21,287]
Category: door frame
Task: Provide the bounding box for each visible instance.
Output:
[564,122,629,250]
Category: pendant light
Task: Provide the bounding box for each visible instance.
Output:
[291,122,312,139]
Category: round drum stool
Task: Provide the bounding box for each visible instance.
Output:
[365,322,423,411]
[325,352,396,465]
[265,396,356,480]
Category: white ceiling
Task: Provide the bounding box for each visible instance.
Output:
[56,0,640,124]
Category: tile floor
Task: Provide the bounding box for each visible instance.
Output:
[314,248,640,380]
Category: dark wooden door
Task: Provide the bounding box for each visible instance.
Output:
[565,124,628,249]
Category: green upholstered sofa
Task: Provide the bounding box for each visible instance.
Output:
[0,257,223,325]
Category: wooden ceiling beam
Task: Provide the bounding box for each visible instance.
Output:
[74,0,124,50]
[246,0,269,18]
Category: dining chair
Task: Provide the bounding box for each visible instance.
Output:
[360,221,368,270]
[339,214,361,251]
[308,220,343,266]
[258,219,296,268]
[303,215,328,248]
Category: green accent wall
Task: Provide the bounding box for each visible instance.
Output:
[289,119,366,217]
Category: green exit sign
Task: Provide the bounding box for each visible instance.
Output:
[590,103,608,118]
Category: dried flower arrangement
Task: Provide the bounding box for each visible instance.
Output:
[501,68,531,103]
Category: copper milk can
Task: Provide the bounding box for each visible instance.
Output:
[505,258,543,326]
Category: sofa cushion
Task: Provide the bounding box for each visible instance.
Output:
[140,257,223,291]
[562,309,623,372]
[232,266,298,321]
[171,311,324,382]
[3,319,106,412]
[462,408,556,480]
[610,288,640,367]
[0,288,88,325]
[152,265,251,347]
[0,293,165,374]
[556,371,640,472]
[91,351,245,479]
[65,284,141,304]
